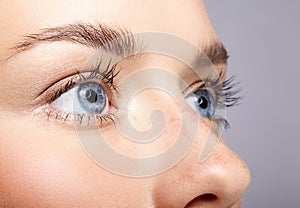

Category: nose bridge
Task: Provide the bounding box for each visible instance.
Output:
[127,83,183,133]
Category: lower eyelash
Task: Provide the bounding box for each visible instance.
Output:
[35,104,115,128]
[211,116,231,130]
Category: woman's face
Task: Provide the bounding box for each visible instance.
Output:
[0,0,250,207]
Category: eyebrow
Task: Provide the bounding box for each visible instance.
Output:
[8,22,228,66]
[9,22,137,59]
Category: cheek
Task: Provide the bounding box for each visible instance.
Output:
[0,107,212,207]
[0,113,148,207]
[0,114,88,206]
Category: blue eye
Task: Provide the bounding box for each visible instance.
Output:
[77,82,106,114]
[51,82,108,115]
[186,89,216,118]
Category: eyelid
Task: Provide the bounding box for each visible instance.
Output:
[34,70,115,105]
[183,76,225,99]
[183,80,219,111]
[31,72,80,107]
[183,76,241,131]
[182,80,205,97]
[32,74,117,128]
[31,57,119,106]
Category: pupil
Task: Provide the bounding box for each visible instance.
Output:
[197,96,208,109]
[85,89,98,103]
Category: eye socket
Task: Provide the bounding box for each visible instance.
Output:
[51,81,109,116]
[185,89,216,118]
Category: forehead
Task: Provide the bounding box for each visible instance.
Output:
[0,0,217,58]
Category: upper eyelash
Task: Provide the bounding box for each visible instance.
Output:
[50,76,77,102]
[218,76,242,108]
[49,58,120,103]
[187,75,241,109]
[78,58,120,90]
[185,75,241,130]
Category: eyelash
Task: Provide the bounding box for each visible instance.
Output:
[186,76,241,130]
[39,59,119,127]
[38,60,240,130]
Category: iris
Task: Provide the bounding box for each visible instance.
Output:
[77,82,106,114]
[186,89,215,118]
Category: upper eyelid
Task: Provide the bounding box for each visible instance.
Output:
[182,75,223,97]
[31,71,109,107]
[182,80,205,97]
[31,73,81,106]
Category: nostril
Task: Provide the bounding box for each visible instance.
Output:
[184,193,218,207]
[197,193,217,201]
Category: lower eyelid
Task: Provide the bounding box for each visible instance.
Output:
[32,104,75,126]
[33,104,115,129]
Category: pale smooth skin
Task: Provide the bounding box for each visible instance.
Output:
[0,0,250,207]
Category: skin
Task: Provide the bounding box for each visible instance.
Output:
[0,0,251,207]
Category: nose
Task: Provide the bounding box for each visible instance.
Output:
[124,73,250,207]
[152,134,251,208]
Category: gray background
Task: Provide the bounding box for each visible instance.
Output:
[205,1,300,207]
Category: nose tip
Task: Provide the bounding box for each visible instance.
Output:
[152,140,251,208]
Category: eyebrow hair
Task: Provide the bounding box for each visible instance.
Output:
[202,42,229,65]
[8,22,228,67]
[10,22,138,58]
[195,41,229,78]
